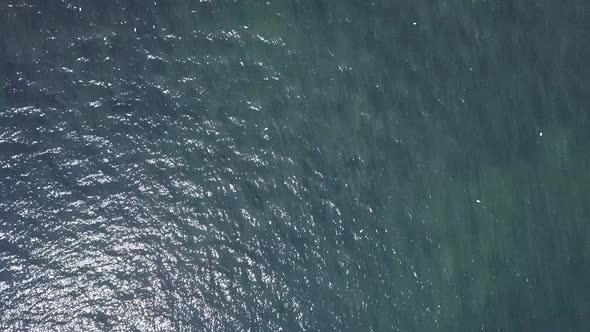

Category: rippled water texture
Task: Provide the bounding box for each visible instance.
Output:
[1,1,590,331]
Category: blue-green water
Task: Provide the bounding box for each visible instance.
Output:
[1,1,589,331]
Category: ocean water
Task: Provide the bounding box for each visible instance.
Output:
[1,1,589,331]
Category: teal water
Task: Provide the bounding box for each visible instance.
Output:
[1,1,589,331]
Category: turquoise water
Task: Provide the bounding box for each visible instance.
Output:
[1,1,589,331]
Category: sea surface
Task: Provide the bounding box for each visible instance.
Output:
[1,1,590,331]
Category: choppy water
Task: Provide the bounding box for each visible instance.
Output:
[1,1,590,331]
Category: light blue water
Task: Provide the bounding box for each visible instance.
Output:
[1,1,589,331]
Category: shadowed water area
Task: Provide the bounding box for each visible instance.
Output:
[1,0,590,331]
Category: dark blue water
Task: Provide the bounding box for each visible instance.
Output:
[1,1,590,331]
